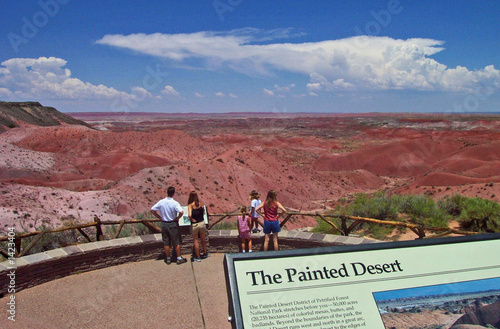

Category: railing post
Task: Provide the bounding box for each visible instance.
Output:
[141,220,160,234]
[207,215,228,230]
[114,220,125,239]
[95,216,104,241]
[77,228,92,243]
[280,214,293,228]
[14,235,22,257]
[316,213,343,235]
[340,215,348,236]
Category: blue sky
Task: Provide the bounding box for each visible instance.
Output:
[373,276,500,301]
[1,0,499,113]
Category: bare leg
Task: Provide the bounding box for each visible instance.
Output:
[164,245,170,259]
[273,233,279,251]
[241,238,245,252]
[200,230,208,254]
[193,233,200,258]
[248,238,252,251]
[175,244,181,259]
[264,234,270,251]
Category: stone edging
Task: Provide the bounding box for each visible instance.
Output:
[0,230,378,297]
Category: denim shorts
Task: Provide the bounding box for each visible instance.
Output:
[263,220,281,234]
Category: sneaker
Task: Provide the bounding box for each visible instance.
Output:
[193,257,201,262]
[165,258,172,265]
[252,228,258,233]
[200,253,210,259]
[176,257,187,265]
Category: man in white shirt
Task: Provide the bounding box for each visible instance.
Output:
[151,186,187,265]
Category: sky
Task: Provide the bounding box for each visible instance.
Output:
[373,276,500,301]
[0,0,499,113]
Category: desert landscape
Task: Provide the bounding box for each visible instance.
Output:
[1,102,500,235]
[378,290,500,329]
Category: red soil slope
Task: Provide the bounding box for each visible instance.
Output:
[1,113,499,233]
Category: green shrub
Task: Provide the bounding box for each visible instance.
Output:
[348,192,400,221]
[347,192,403,238]
[312,191,500,237]
[458,197,500,232]
[400,195,449,227]
[438,194,467,216]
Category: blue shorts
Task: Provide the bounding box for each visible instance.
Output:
[263,220,281,234]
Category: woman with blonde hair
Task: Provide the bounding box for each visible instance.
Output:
[188,191,209,262]
[256,190,287,251]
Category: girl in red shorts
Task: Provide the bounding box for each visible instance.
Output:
[256,190,287,251]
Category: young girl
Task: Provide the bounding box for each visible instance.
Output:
[249,190,262,233]
[256,190,287,251]
[237,206,252,253]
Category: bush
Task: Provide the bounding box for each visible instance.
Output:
[313,191,500,237]
[458,197,500,232]
[348,192,400,221]
[348,192,403,239]
[438,194,467,216]
[400,195,449,227]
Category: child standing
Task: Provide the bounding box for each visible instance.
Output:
[249,190,262,233]
[238,206,252,253]
[256,190,287,251]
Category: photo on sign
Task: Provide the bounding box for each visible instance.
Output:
[373,277,500,329]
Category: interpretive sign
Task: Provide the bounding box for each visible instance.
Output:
[224,233,500,329]
[178,205,209,227]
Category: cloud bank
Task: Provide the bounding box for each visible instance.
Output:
[0,57,135,101]
[0,57,182,105]
[97,29,500,93]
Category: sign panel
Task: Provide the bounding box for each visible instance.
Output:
[224,234,500,329]
[178,205,209,227]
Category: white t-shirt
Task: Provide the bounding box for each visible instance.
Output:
[151,197,183,222]
[250,199,262,218]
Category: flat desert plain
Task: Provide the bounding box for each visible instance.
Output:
[1,112,499,234]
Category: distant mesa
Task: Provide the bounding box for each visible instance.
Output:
[0,101,91,132]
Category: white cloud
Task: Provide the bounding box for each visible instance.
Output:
[0,87,12,98]
[215,92,225,97]
[194,92,205,98]
[273,84,296,93]
[307,74,356,92]
[161,85,180,97]
[263,88,274,97]
[131,86,157,99]
[0,57,138,101]
[229,93,238,98]
[97,31,500,93]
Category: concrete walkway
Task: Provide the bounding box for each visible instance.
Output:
[1,253,232,329]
